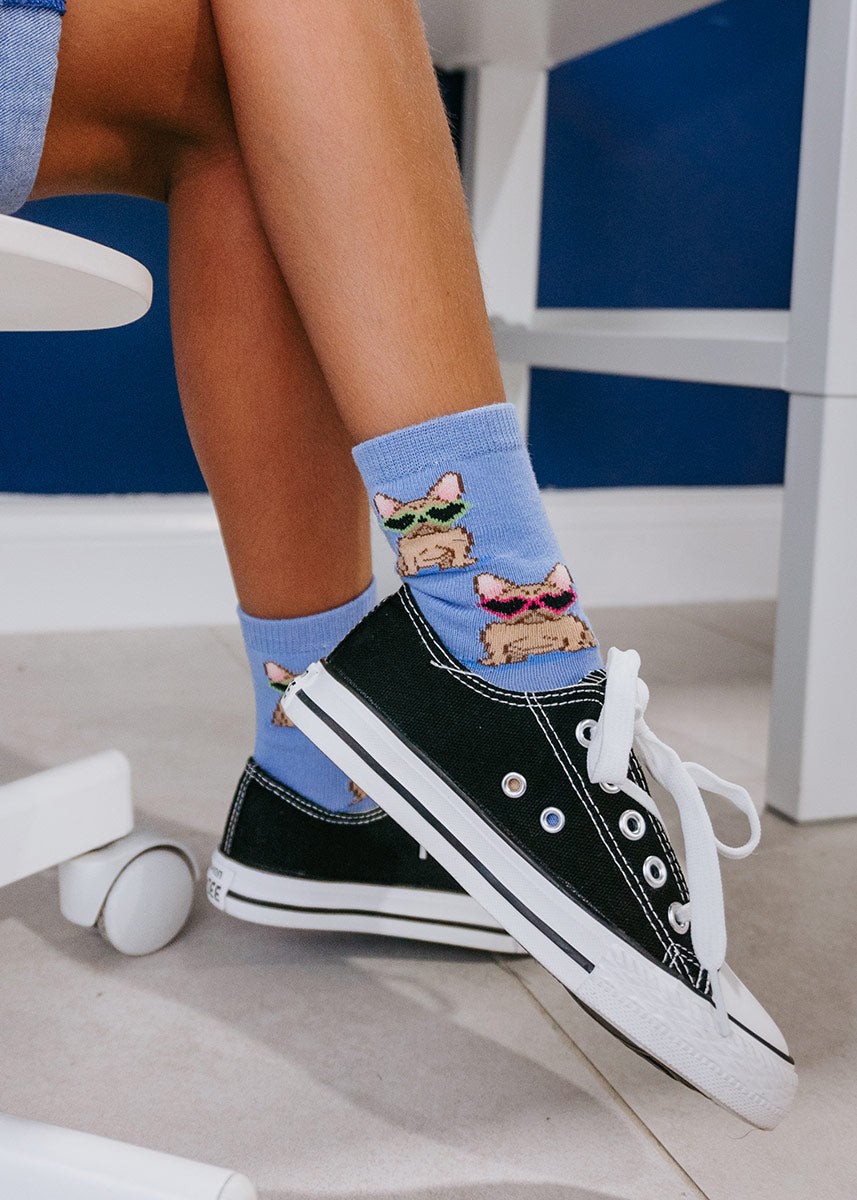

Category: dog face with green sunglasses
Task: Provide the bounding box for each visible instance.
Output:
[374,472,477,576]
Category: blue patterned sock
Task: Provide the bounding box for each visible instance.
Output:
[353,403,602,691]
[239,581,378,811]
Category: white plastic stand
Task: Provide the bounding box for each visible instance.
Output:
[1,214,256,1194]
[0,1115,256,1200]
[427,0,856,821]
[0,752,198,953]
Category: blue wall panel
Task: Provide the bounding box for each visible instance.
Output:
[529,371,789,489]
[529,0,808,488]
[0,195,203,493]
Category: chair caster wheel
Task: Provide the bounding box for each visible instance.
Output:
[97,847,196,956]
[59,831,199,955]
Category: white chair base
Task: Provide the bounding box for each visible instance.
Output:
[0,750,198,954]
[0,1114,256,1200]
[0,200,256,1195]
[0,751,258,1195]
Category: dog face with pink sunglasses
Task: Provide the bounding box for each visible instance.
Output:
[475,563,597,666]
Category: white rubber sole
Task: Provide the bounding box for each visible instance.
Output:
[206,849,525,953]
[284,661,797,1129]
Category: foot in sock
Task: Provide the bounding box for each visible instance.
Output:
[238,584,379,814]
[283,403,797,1128]
[359,402,602,691]
[209,581,520,951]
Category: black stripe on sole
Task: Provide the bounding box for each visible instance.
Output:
[226,889,507,935]
[296,688,595,973]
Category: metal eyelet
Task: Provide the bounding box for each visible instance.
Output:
[668,901,690,934]
[575,719,597,747]
[501,772,527,798]
[643,856,668,888]
[540,807,565,833]
[599,781,622,794]
[619,810,646,840]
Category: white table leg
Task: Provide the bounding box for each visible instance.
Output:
[460,63,548,431]
[768,0,857,820]
[768,396,857,820]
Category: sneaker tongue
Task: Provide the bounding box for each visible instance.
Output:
[587,648,639,786]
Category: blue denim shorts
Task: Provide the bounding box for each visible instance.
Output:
[0,0,66,215]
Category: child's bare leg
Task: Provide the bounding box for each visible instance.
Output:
[204,0,599,689]
[209,0,506,442]
[31,0,378,822]
[33,0,371,620]
[168,147,372,618]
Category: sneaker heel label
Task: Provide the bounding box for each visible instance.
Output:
[206,863,234,910]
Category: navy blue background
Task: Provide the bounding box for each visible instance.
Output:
[0,0,807,493]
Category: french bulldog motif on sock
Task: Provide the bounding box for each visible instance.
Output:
[475,563,597,666]
[267,661,369,803]
[348,779,369,805]
[374,472,476,576]
[264,661,296,726]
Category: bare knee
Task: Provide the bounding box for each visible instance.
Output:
[33,0,236,205]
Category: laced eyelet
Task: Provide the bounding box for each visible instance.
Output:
[619,810,646,840]
[643,856,668,888]
[540,807,565,833]
[668,901,690,934]
[599,781,622,794]
[501,772,527,798]
[575,719,597,747]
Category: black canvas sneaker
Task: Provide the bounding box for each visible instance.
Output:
[207,758,523,953]
[282,587,797,1129]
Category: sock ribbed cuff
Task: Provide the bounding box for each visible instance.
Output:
[352,402,523,482]
[238,581,376,660]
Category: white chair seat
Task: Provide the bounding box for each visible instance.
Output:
[0,213,152,332]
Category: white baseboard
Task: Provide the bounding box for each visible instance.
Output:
[543,485,782,609]
[0,488,782,634]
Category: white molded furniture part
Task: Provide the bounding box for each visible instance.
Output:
[59,828,199,955]
[421,0,718,68]
[0,214,256,1196]
[420,0,856,821]
[0,749,198,954]
[0,751,133,885]
[0,1115,256,1200]
[0,212,152,330]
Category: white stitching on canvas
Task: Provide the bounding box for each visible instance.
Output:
[395,589,698,984]
[244,760,385,826]
[224,766,252,854]
[627,754,690,905]
[528,695,695,984]
[399,588,605,706]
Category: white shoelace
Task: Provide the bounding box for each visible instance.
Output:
[586,647,761,1035]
